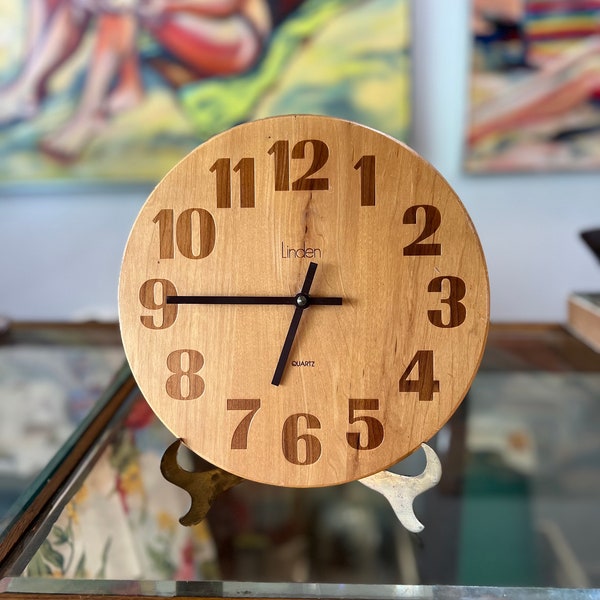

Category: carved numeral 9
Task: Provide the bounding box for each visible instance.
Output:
[139,279,178,329]
[166,349,205,400]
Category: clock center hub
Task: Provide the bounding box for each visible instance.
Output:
[295,293,310,308]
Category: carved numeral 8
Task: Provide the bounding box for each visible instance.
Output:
[166,349,205,400]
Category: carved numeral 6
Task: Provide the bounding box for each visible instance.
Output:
[282,413,322,465]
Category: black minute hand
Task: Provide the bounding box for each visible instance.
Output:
[166,295,342,305]
[271,261,320,387]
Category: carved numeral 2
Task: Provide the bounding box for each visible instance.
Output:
[403,205,442,256]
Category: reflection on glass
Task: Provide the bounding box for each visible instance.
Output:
[6,327,600,590]
[0,326,124,536]
[22,396,218,580]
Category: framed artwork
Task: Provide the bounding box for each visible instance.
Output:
[0,0,410,187]
[465,0,600,173]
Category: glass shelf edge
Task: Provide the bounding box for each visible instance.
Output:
[0,580,599,600]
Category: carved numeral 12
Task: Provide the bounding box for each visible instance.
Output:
[268,139,329,191]
[210,158,255,208]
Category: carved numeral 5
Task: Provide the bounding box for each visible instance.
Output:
[346,398,384,450]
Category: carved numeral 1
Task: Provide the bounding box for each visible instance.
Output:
[210,157,255,208]
[399,351,440,402]
[354,155,376,206]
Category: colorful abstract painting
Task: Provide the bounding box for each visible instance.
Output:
[0,0,410,185]
[465,0,600,172]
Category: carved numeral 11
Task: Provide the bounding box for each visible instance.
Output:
[210,158,255,208]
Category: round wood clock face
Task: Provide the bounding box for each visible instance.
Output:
[119,115,489,488]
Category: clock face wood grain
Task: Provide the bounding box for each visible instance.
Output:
[119,115,489,488]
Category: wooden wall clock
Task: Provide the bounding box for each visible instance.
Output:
[119,115,489,491]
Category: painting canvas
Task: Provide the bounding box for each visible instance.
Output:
[0,0,410,186]
[465,0,600,172]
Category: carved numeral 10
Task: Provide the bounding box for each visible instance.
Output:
[153,208,215,259]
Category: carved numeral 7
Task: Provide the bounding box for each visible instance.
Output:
[399,351,440,402]
[228,398,261,449]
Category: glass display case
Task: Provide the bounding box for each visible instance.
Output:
[1,322,600,598]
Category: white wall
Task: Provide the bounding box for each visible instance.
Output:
[1,0,599,322]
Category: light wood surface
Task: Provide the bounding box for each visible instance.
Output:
[119,115,489,487]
